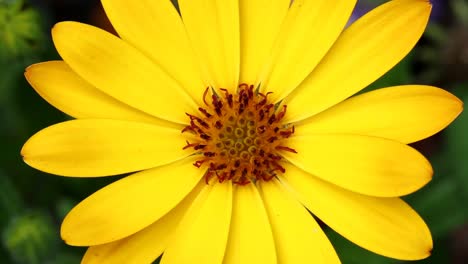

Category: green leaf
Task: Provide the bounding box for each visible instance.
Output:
[2,210,59,264]
[44,251,82,264]
[445,83,468,200]
[0,171,23,222]
[452,0,468,26]
[359,51,414,94]
[406,176,467,238]
[55,197,77,221]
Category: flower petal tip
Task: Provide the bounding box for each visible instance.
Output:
[418,245,434,260]
[51,21,73,40]
[414,0,432,8]
[51,21,66,31]
[414,0,433,12]
[418,160,434,192]
[23,63,39,83]
[24,65,32,75]
[20,136,37,165]
[20,144,29,162]
[60,224,83,247]
[404,230,433,260]
[428,247,433,256]
[61,238,69,246]
[420,232,434,260]
[51,22,60,35]
[446,92,464,122]
[60,233,84,247]
[456,98,464,113]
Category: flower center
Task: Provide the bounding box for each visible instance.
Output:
[182,83,297,185]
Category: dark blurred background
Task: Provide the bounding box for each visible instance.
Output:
[0,0,467,263]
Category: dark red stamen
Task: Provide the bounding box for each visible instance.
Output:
[275,145,298,153]
[203,87,210,106]
[214,121,223,129]
[198,107,212,118]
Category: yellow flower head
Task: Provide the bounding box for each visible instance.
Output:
[22,0,463,263]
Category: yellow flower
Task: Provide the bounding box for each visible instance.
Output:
[22,0,462,263]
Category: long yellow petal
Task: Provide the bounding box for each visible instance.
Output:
[285,0,432,122]
[52,21,197,124]
[21,119,190,177]
[61,157,204,246]
[25,61,177,128]
[239,0,289,85]
[101,0,206,106]
[280,164,433,260]
[261,0,356,101]
[178,0,239,91]
[283,134,432,197]
[81,181,204,264]
[296,85,463,143]
[223,184,276,264]
[161,182,232,264]
[259,179,341,264]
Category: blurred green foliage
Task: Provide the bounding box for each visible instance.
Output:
[0,0,44,106]
[0,0,467,263]
[0,0,44,59]
[3,210,58,264]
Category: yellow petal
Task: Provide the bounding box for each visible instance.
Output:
[259,179,341,264]
[178,0,239,91]
[283,134,432,197]
[296,85,463,144]
[280,164,433,260]
[81,181,204,264]
[261,0,356,101]
[161,182,232,264]
[21,119,190,177]
[101,0,206,106]
[52,21,197,124]
[25,61,177,128]
[61,157,204,246]
[285,0,432,122]
[223,184,276,264]
[239,0,289,85]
